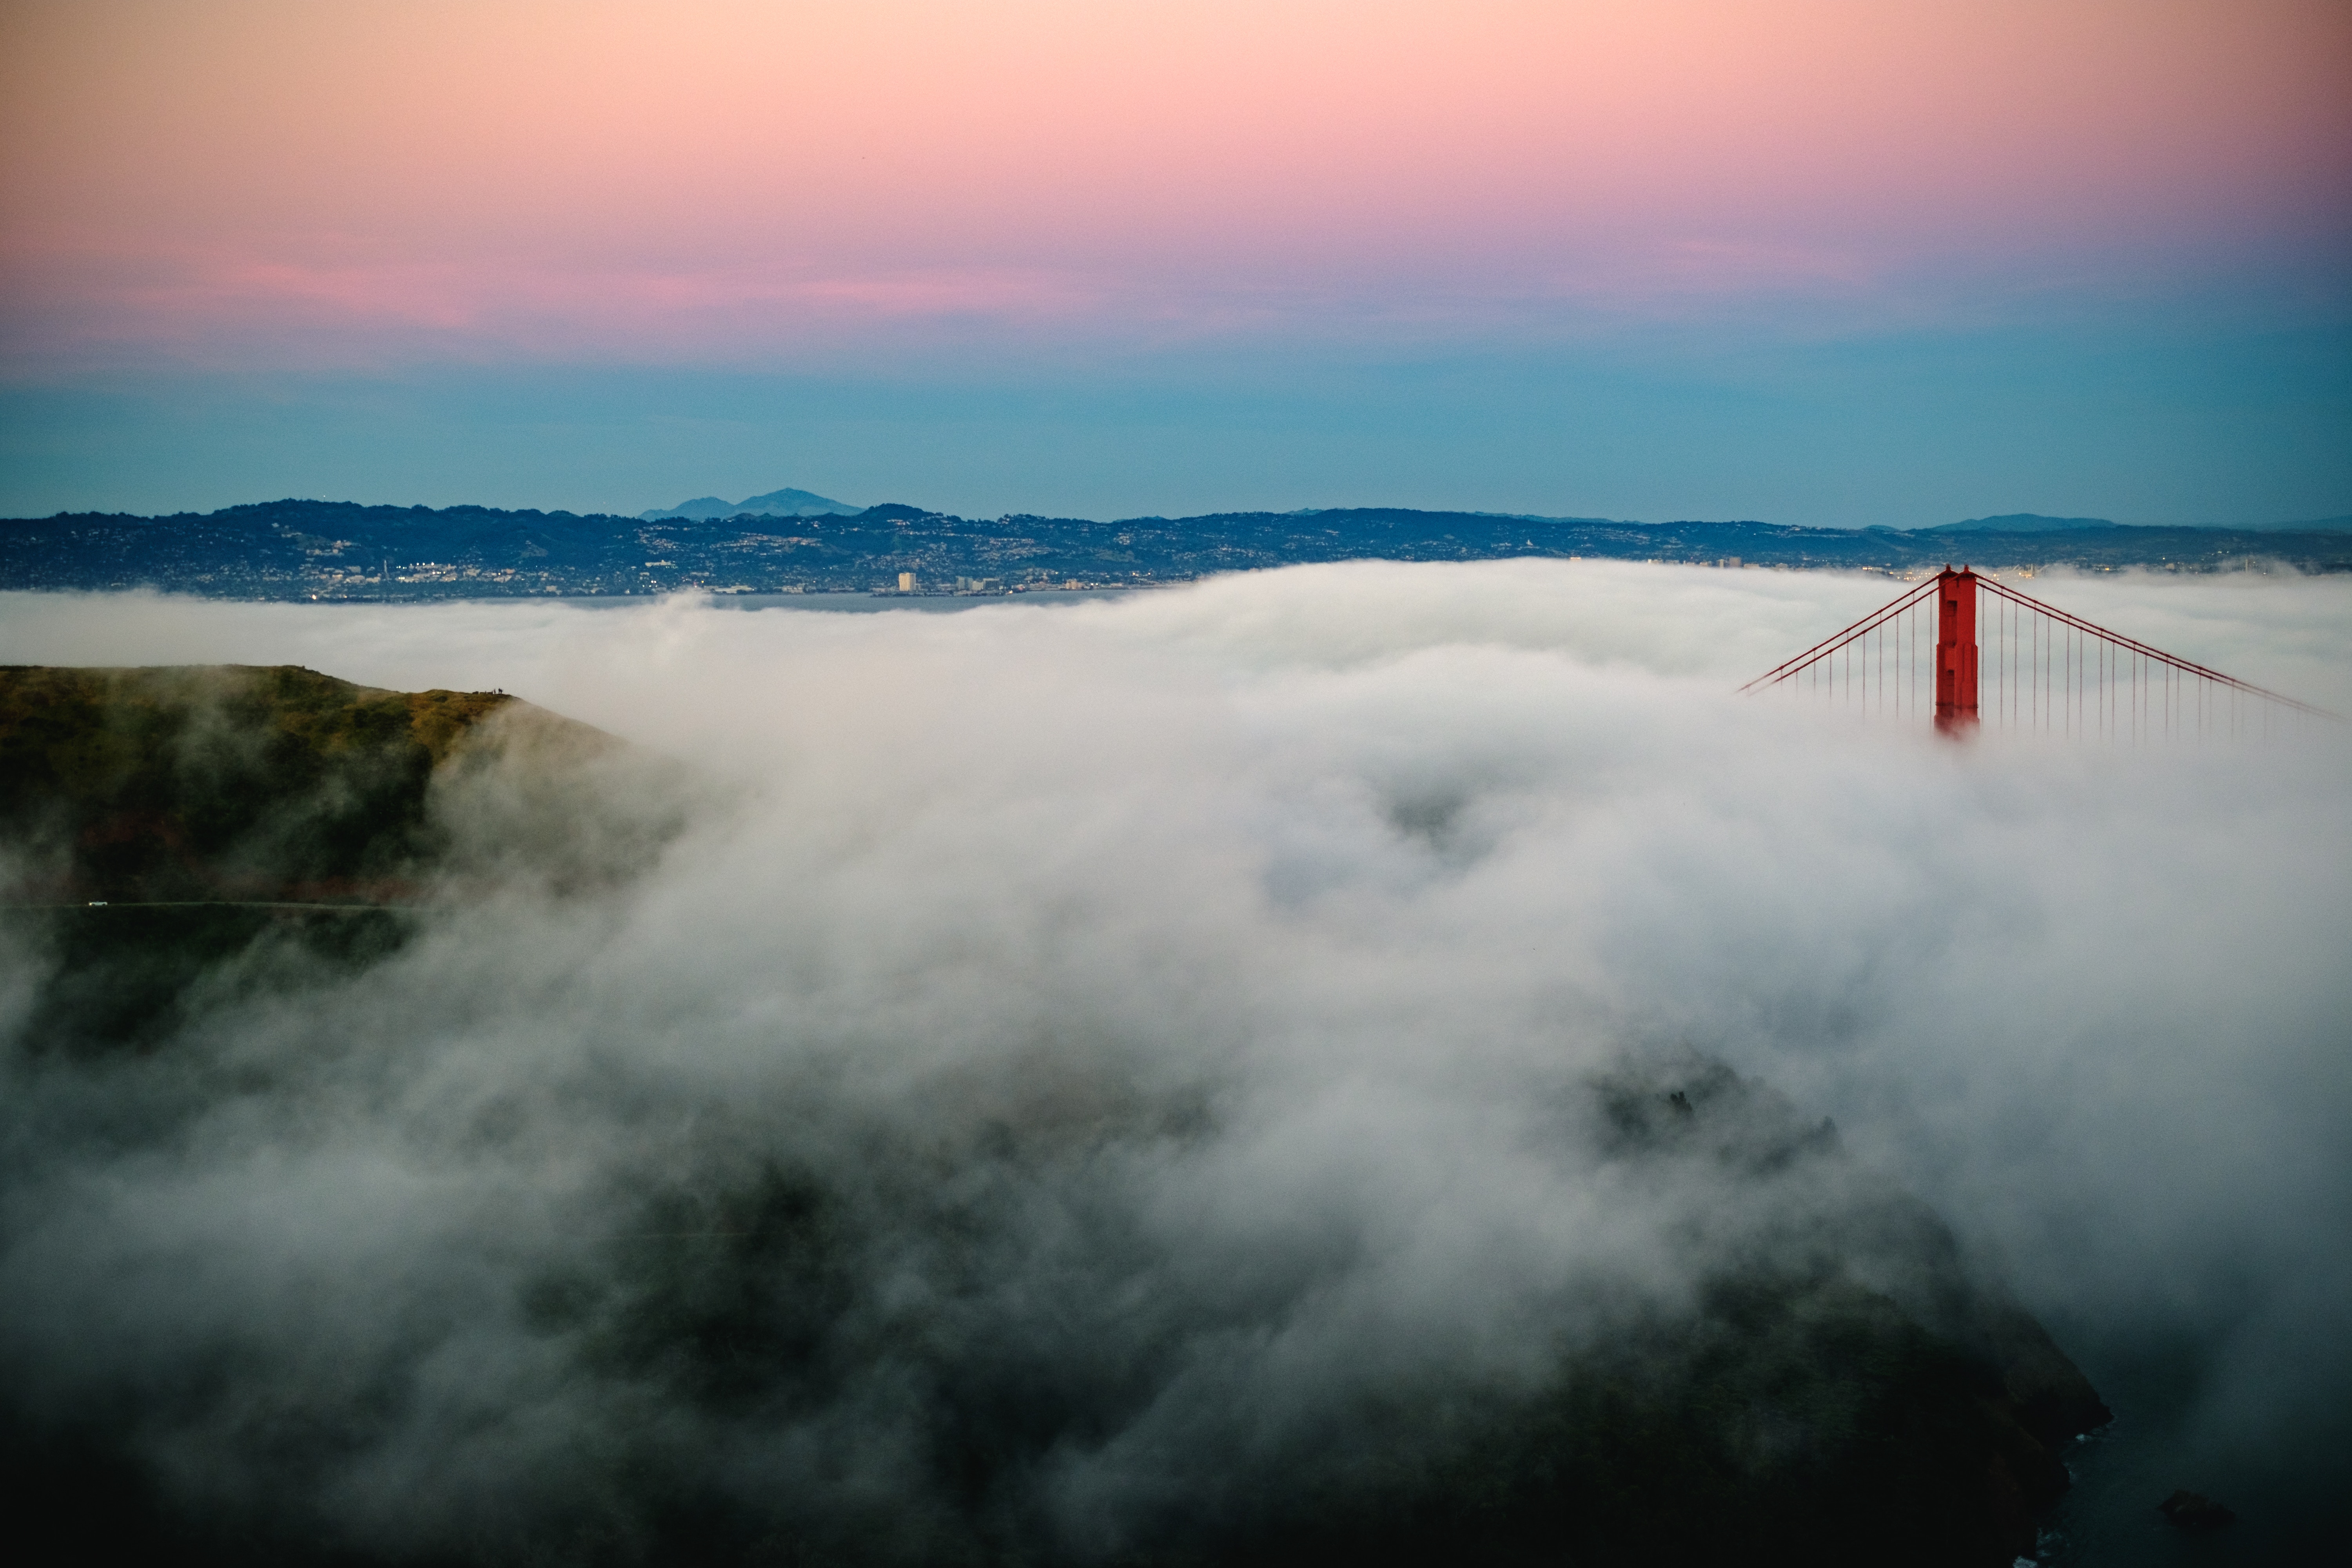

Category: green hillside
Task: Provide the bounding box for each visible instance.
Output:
[1,664,647,1053]
[2,664,560,903]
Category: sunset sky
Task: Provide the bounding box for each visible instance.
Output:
[2,0,2346,523]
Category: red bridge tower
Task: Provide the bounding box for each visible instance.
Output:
[1934,566,1978,735]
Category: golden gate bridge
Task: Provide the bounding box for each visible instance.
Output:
[1743,566,2336,739]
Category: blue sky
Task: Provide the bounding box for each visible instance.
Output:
[6,314,2344,526]
[2,1,2345,525]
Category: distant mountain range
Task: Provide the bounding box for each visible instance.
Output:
[1926,514,2118,534]
[1927,512,2352,534]
[647,495,2352,535]
[639,487,861,521]
[4,497,2347,599]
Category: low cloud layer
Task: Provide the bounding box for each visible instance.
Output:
[2,562,2347,1559]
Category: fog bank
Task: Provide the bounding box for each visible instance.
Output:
[3,562,2347,1559]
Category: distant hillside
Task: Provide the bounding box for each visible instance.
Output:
[3,498,2346,598]
[1931,511,2352,533]
[639,486,860,521]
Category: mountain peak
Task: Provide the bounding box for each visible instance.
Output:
[1926,513,2118,534]
[639,487,859,522]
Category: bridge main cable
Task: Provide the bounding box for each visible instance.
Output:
[1737,576,1940,694]
[1975,575,2339,720]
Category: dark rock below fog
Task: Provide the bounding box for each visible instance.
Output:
[2159,1488,2238,1530]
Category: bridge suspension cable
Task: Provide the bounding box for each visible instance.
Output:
[1740,566,2336,740]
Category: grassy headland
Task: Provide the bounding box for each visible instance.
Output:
[1,664,650,1053]
[0,663,541,904]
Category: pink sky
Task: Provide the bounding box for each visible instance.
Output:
[4,0,2348,366]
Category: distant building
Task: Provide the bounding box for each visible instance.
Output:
[898,571,916,592]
